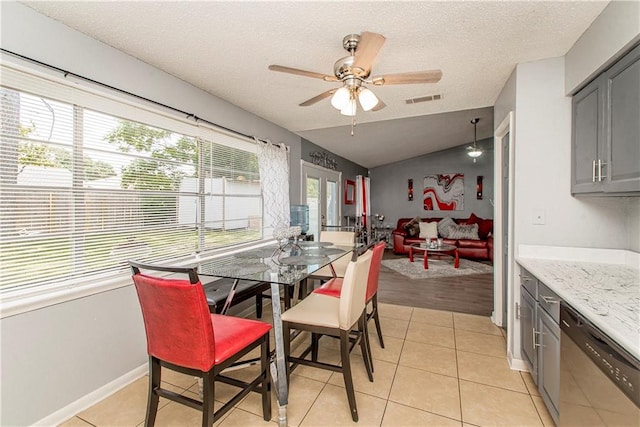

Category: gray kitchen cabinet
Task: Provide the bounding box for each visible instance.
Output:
[518,266,560,424]
[572,43,640,195]
[538,304,560,423]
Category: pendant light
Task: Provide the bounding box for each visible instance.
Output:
[467,118,482,162]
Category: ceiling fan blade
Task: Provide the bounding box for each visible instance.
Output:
[268,65,337,82]
[299,89,336,106]
[371,70,442,85]
[352,32,386,75]
[371,98,386,111]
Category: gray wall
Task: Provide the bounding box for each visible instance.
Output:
[301,138,368,218]
[370,137,494,229]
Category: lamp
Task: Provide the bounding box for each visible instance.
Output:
[467,118,482,162]
[358,87,378,111]
[330,81,380,133]
[331,87,350,110]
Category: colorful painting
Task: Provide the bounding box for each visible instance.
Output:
[423,174,464,211]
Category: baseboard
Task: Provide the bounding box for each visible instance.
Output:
[34,363,147,426]
[507,350,529,372]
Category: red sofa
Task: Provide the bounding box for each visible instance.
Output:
[392,214,493,262]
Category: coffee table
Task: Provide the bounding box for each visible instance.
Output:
[409,242,460,269]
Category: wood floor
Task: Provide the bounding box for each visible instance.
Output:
[377,250,494,316]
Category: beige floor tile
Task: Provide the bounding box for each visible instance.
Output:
[355,334,404,364]
[382,401,462,426]
[531,395,556,427]
[160,369,199,390]
[453,313,503,336]
[240,374,325,427]
[78,376,174,426]
[405,321,455,349]
[459,380,543,427]
[375,317,410,340]
[389,365,461,420]
[300,383,386,426]
[455,329,506,358]
[457,350,527,393]
[287,335,342,383]
[399,340,458,377]
[328,357,397,399]
[411,307,454,327]
[58,416,93,426]
[217,408,276,426]
[153,400,209,427]
[378,302,413,321]
[521,371,541,396]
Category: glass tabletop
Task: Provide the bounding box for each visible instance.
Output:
[197,242,354,285]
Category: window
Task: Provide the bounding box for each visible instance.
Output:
[0,65,263,294]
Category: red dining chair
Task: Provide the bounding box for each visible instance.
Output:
[314,241,386,350]
[129,262,271,427]
[281,250,373,422]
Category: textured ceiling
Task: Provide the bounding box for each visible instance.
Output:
[22,1,609,168]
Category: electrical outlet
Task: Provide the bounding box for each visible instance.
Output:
[533,209,545,225]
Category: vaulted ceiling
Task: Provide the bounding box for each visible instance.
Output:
[22,1,609,168]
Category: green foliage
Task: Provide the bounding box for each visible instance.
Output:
[18,142,115,180]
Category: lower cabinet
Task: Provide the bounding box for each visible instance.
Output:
[519,267,560,424]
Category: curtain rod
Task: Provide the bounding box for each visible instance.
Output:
[0,48,255,141]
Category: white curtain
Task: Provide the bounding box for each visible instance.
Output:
[255,138,290,237]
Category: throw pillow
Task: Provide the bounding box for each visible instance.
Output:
[464,213,493,239]
[403,216,421,237]
[437,216,456,238]
[418,221,438,239]
[447,223,480,240]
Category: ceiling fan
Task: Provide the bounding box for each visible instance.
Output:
[268,31,442,120]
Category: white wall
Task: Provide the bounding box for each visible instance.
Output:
[565,0,640,93]
[0,3,303,425]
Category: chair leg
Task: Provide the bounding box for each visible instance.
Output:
[261,336,272,421]
[372,294,385,348]
[145,357,161,427]
[201,371,215,427]
[255,294,263,319]
[283,321,291,384]
[311,333,319,362]
[340,329,359,422]
[358,315,374,381]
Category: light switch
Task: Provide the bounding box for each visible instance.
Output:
[533,209,545,225]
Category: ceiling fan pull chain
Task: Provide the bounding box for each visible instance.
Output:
[351,117,356,136]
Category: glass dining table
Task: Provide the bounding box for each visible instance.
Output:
[198,240,355,427]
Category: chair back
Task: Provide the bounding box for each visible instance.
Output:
[366,242,386,302]
[338,249,373,330]
[320,231,356,246]
[130,262,216,371]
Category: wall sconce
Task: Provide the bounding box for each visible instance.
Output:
[477,176,483,200]
[408,179,414,201]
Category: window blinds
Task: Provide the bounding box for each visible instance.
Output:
[0,64,262,293]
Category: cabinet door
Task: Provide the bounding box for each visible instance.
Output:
[604,44,640,193]
[520,287,537,381]
[572,76,604,194]
[538,309,560,424]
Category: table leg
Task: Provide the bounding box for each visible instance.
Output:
[269,282,288,427]
[454,249,460,268]
[424,251,429,269]
[409,247,414,262]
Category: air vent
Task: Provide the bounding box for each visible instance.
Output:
[405,94,443,104]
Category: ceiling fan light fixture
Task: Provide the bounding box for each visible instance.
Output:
[358,87,378,111]
[340,98,357,116]
[331,86,350,110]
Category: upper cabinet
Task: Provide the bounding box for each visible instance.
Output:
[571,43,640,195]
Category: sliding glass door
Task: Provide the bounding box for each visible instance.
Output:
[301,161,341,239]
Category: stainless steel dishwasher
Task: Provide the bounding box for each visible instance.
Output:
[559,303,639,426]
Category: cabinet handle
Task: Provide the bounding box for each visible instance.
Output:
[520,275,531,282]
[533,330,545,348]
[592,160,597,182]
[540,295,559,304]
[598,159,607,180]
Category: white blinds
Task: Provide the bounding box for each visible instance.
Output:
[0,64,262,293]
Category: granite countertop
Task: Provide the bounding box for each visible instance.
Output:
[516,246,640,361]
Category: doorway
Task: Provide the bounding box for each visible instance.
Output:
[301,161,341,239]
[493,112,515,329]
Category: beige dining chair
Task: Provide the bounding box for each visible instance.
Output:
[281,249,373,422]
[309,230,356,280]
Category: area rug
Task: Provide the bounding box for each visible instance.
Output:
[382,257,493,280]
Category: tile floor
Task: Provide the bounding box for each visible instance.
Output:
[60,303,554,427]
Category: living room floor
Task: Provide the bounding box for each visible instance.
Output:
[59,303,552,427]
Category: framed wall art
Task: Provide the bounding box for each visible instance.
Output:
[344,179,355,204]
[423,173,464,211]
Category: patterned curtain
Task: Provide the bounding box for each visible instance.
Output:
[255,138,290,237]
